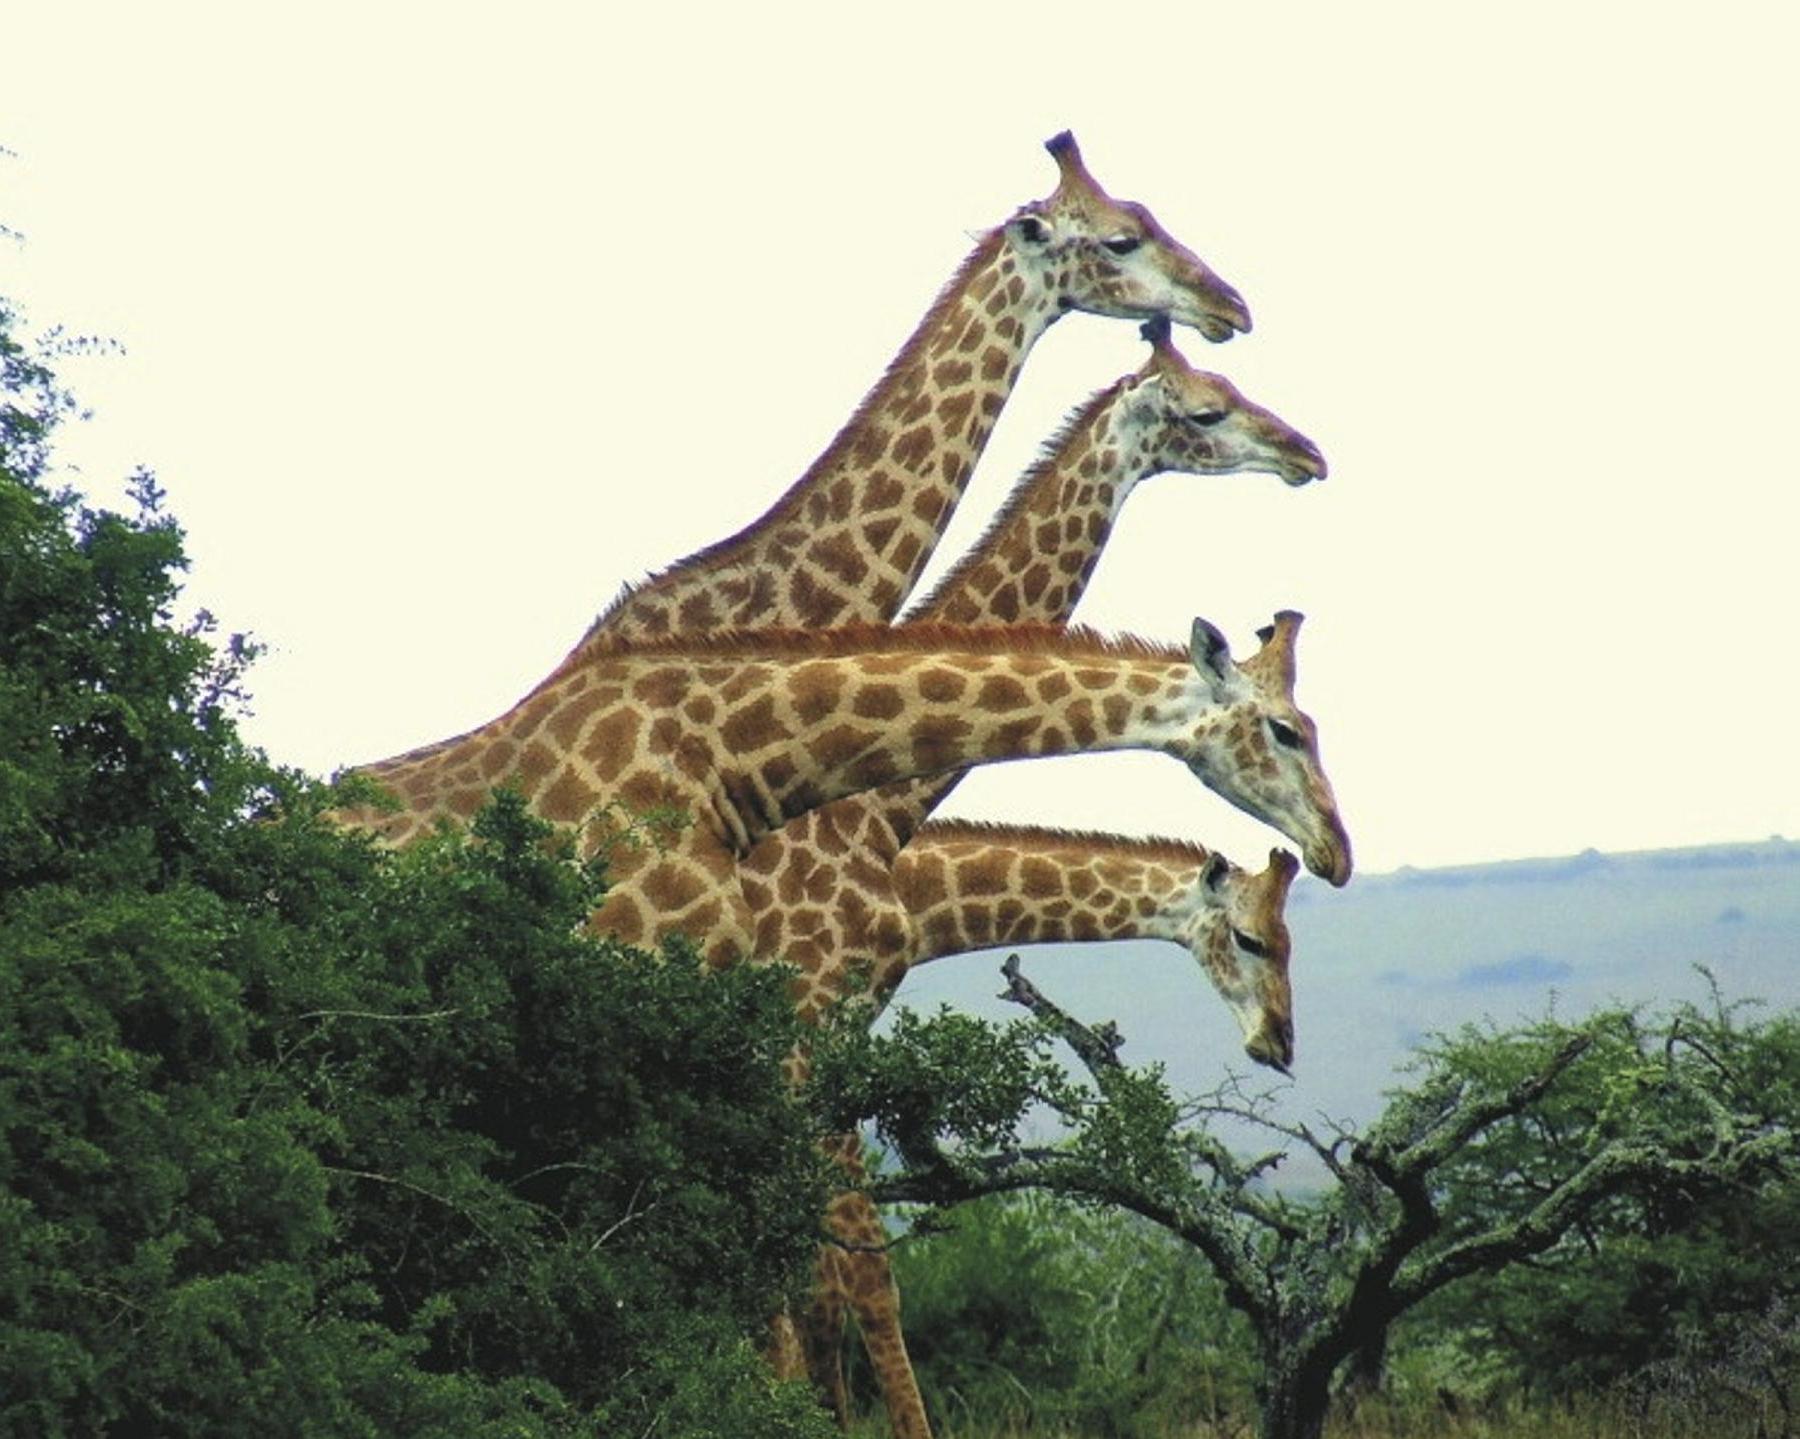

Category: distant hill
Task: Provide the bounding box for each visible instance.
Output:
[881,837,1800,1184]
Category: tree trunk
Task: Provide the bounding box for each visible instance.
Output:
[1336,1321,1390,1411]
[1258,1352,1336,1439]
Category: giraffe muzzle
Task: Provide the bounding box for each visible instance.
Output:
[1181,267,1253,342]
[1196,298,1252,343]
[1207,279,1253,337]
[1283,434,1329,485]
[1245,1027,1294,1073]
[1305,823,1354,888]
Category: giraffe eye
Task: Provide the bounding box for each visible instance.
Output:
[1102,234,1143,256]
[1232,928,1270,958]
[1188,410,1229,427]
[1268,719,1303,749]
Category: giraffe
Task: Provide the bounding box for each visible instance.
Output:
[895,824,1301,1071]
[342,132,1278,1426]
[573,130,1250,648]
[796,832,1302,1426]
[333,619,1348,976]
[760,321,1332,1431]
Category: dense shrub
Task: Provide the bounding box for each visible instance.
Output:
[859,1194,1257,1438]
[0,302,836,1437]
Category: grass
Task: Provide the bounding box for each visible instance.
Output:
[842,1386,1788,1439]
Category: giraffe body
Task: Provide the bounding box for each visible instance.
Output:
[338,139,1306,1439]
[555,136,1257,1437]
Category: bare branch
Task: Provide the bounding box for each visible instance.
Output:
[324,1165,509,1255]
[998,953,1123,1074]
[591,1180,658,1253]
[289,1007,462,1025]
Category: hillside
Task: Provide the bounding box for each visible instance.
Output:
[883,837,1800,1177]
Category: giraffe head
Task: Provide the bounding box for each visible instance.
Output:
[1184,847,1300,1071]
[1186,612,1354,887]
[1004,131,1251,342]
[1118,316,1328,486]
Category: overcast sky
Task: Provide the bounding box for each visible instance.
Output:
[6,3,1797,875]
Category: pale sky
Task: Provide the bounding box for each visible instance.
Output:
[5,3,1797,875]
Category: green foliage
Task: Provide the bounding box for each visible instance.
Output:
[810,1006,1079,1169]
[0,302,838,1438]
[861,1195,1257,1439]
[1408,990,1800,1399]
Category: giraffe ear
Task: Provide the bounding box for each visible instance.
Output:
[1009,211,1054,248]
[1203,852,1232,891]
[1190,616,1233,687]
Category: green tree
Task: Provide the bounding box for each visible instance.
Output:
[1408,988,1800,1401]
[812,956,1799,1439]
[0,299,838,1438]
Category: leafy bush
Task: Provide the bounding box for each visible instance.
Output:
[859,1194,1257,1438]
[1407,994,1800,1401]
[0,302,837,1438]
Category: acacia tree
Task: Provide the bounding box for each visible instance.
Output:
[1411,990,1800,1402]
[812,957,1798,1439]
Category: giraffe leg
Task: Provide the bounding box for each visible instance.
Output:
[766,1303,807,1383]
[798,1244,853,1426]
[825,1188,934,1439]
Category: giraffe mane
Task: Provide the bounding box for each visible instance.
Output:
[911,817,1218,872]
[904,376,1129,620]
[566,619,1187,666]
[586,227,1012,639]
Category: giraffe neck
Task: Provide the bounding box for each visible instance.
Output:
[645,625,1215,856]
[582,229,1062,647]
[343,624,1223,860]
[911,379,1145,629]
[843,380,1158,852]
[892,820,1208,963]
